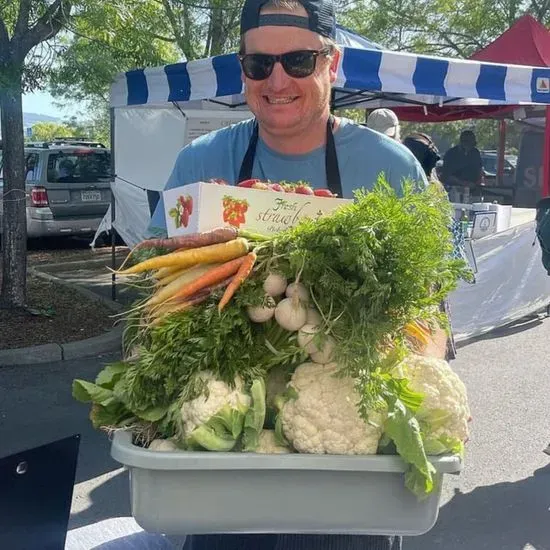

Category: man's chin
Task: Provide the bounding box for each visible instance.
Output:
[257,116,306,136]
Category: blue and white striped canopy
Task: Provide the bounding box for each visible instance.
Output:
[111,26,550,109]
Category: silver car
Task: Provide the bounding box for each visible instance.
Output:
[0,139,111,238]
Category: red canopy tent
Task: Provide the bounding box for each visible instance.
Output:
[394,14,550,197]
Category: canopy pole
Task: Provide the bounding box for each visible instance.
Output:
[543,106,550,197]
[497,120,506,187]
[110,107,117,302]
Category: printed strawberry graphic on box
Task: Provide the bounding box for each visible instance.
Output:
[169,193,193,228]
[222,195,249,228]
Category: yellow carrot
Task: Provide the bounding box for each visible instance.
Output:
[218,252,257,312]
[404,321,430,347]
[156,265,182,281]
[155,267,195,287]
[116,238,249,275]
[167,257,246,304]
[149,293,211,325]
[146,264,220,308]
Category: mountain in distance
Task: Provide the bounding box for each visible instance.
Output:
[23,112,60,127]
[0,112,60,139]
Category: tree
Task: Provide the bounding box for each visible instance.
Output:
[0,0,71,309]
[29,121,72,141]
[340,0,548,57]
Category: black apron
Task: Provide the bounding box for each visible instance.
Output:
[237,115,343,197]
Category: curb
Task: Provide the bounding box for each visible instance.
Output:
[0,325,124,367]
[0,268,126,368]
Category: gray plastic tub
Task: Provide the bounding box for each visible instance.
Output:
[111,430,462,536]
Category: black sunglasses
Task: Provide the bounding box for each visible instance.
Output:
[239,47,333,80]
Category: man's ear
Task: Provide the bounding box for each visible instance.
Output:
[329,49,341,84]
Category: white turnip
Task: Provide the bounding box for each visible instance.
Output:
[306,308,322,326]
[247,297,276,323]
[263,273,287,297]
[285,282,309,303]
[274,297,307,331]
[297,324,320,354]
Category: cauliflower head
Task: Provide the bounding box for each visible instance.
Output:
[180,372,251,451]
[181,372,251,435]
[255,429,292,454]
[392,354,470,450]
[280,362,384,455]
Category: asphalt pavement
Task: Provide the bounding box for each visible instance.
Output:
[1,316,550,548]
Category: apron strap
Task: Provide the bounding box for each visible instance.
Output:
[325,115,343,197]
[237,122,259,183]
[237,116,343,197]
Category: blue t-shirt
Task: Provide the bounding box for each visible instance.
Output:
[148,117,427,235]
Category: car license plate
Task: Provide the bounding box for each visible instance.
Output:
[81,191,102,202]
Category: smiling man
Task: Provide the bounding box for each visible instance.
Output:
[148,0,426,236]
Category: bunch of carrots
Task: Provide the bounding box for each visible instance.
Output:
[115,227,263,324]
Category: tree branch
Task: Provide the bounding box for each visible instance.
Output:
[14,0,31,39]
[149,32,176,42]
[0,17,9,58]
[161,0,187,53]
[16,0,72,62]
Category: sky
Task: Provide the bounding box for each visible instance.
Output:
[22,90,83,119]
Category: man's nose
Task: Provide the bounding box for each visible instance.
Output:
[267,61,291,90]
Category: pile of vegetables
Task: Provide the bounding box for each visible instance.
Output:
[73,177,471,498]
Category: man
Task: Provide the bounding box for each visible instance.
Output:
[148,0,425,236]
[145,1,425,549]
[366,108,401,142]
[441,130,483,189]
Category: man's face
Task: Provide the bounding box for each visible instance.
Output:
[241,9,340,139]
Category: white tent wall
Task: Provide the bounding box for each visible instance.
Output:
[93,107,251,247]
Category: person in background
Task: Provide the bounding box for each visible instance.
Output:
[402,132,440,182]
[441,130,483,191]
[365,108,401,142]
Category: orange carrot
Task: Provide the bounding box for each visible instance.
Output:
[167,256,246,304]
[218,252,257,312]
[147,264,220,307]
[116,238,249,275]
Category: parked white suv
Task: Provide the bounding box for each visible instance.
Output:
[0,138,111,239]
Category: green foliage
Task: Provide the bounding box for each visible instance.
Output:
[340,0,543,58]
[271,177,465,384]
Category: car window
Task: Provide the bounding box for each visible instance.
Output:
[25,153,40,182]
[482,156,497,173]
[47,150,111,183]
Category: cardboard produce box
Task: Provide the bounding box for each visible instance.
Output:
[163,182,351,237]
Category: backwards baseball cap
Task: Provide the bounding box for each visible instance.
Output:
[240,0,336,39]
[366,108,400,138]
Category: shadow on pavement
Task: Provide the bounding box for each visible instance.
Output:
[69,468,132,530]
[456,314,546,349]
[0,354,122,485]
[406,463,550,550]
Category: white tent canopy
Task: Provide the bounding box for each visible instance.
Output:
[97,26,550,248]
